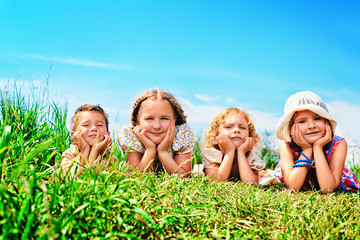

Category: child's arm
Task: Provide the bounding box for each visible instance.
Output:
[60,147,85,178]
[236,137,258,184]
[60,130,90,178]
[88,133,112,165]
[127,125,157,172]
[157,122,192,177]
[205,134,236,181]
[313,123,347,193]
[280,124,313,191]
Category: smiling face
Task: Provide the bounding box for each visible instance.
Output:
[291,110,327,144]
[137,99,176,144]
[71,111,109,146]
[219,114,249,148]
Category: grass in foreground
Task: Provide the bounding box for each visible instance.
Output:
[1,164,359,239]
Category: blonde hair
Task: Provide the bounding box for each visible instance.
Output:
[204,108,260,149]
[131,89,187,127]
[70,104,109,131]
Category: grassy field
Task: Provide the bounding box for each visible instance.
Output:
[1,82,359,239]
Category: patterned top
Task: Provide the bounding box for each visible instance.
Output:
[59,144,118,178]
[201,148,266,173]
[118,124,195,172]
[274,135,360,191]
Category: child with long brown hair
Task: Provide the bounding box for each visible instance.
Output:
[118,89,194,177]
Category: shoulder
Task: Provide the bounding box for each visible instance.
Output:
[118,125,145,153]
[172,124,195,153]
[326,135,347,158]
[247,149,266,171]
[62,144,79,158]
[175,124,194,137]
[201,148,223,167]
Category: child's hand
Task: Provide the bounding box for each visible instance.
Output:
[157,121,176,152]
[216,134,235,154]
[290,124,312,150]
[314,122,332,148]
[92,133,112,153]
[237,137,254,154]
[71,130,90,164]
[133,125,156,150]
[72,130,90,153]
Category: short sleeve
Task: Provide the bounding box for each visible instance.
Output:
[201,148,223,169]
[118,125,145,154]
[247,150,266,173]
[172,124,195,154]
[60,144,85,177]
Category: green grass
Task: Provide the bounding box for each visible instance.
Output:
[1,80,359,239]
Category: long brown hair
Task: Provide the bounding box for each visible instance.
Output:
[131,89,187,127]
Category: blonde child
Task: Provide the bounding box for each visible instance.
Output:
[118,89,194,177]
[201,108,266,183]
[274,91,359,193]
[60,104,117,177]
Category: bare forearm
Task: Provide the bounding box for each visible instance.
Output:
[157,150,191,177]
[313,146,338,193]
[136,149,156,172]
[283,148,312,191]
[217,152,235,182]
[237,151,258,184]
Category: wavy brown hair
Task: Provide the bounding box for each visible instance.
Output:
[70,104,109,131]
[131,89,187,127]
[204,108,260,149]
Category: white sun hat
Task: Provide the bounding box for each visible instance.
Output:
[276,91,337,142]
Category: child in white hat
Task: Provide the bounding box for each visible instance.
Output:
[273,91,359,193]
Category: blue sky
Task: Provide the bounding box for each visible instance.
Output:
[1,1,360,148]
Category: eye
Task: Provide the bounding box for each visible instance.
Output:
[240,126,246,129]
[161,117,169,120]
[314,116,322,121]
[145,117,153,120]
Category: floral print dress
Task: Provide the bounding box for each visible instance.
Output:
[118,123,194,172]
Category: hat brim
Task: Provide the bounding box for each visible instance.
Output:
[276,105,337,142]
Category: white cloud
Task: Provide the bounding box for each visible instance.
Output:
[248,110,279,131]
[194,94,219,104]
[178,96,279,137]
[226,97,243,107]
[328,101,360,146]
[19,53,128,69]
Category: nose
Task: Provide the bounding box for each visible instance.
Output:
[90,124,97,131]
[233,127,240,133]
[153,119,161,129]
[308,120,316,129]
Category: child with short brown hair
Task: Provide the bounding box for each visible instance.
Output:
[60,104,117,177]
